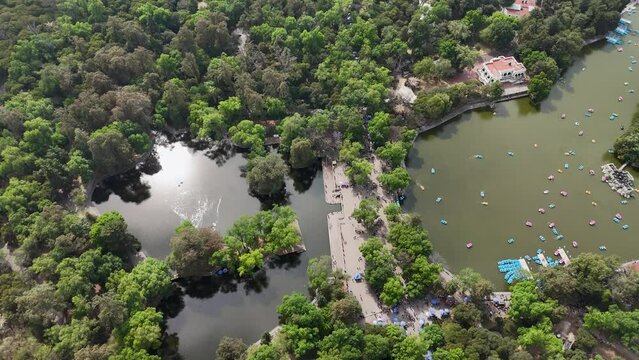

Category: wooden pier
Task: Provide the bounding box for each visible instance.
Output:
[537,253,549,267]
[518,258,531,273]
[556,248,571,265]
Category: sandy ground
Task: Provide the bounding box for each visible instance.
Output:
[393,77,417,104]
[324,160,390,323]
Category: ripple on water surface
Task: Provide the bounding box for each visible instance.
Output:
[94,139,334,360]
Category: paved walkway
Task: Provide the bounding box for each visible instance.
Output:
[324,160,390,324]
[323,157,469,332]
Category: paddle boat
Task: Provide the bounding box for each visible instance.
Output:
[557,235,564,240]
[507,151,514,156]
[548,175,555,181]
[560,191,568,197]
[564,163,569,169]
[608,149,615,154]
[539,235,546,242]
[524,255,531,261]
[615,213,623,220]
[525,220,533,227]
[537,248,543,254]
[623,224,630,230]
[578,130,584,136]
[572,241,578,248]
[630,89,635,93]
[592,201,598,206]
[552,228,559,235]
[440,219,448,225]
[587,108,595,113]
[589,220,596,226]
[549,203,556,209]
[585,190,591,195]
[480,191,485,198]
[534,143,538,148]
[589,169,596,175]
[612,112,619,117]
[578,165,584,171]
[619,96,624,102]
[507,238,515,244]
[436,197,442,203]
[543,190,550,194]
[613,217,621,224]
[538,208,546,214]
[599,246,607,251]
[629,67,633,71]
[473,154,484,159]
[575,121,580,126]
[548,222,555,228]
[625,82,630,86]
[561,113,566,119]
[466,242,473,249]
[621,200,629,205]
[481,201,489,206]
[431,168,436,174]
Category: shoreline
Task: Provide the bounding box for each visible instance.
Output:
[413,85,529,136]
[320,85,529,330]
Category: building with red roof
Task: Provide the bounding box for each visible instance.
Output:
[502,0,537,17]
[476,56,527,85]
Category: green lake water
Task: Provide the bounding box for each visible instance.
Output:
[405,34,639,287]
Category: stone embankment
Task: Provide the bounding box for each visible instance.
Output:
[414,86,529,135]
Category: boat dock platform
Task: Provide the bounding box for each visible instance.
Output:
[601,163,635,198]
[518,258,531,273]
[557,248,571,265]
[537,253,549,267]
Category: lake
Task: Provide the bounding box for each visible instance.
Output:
[405,37,639,286]
[94,137,335,359]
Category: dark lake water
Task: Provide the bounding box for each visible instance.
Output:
[93,137,335,359]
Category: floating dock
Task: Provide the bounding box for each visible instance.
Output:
[557,248,571,265]
[537,253,549,267]
[601,163,635,198]
[518,258,531,273]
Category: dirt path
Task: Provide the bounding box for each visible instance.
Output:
[1,244,23,272]
[232,28,248,55]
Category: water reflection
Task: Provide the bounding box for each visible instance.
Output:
[93,134,335,359]
[289,162,320,193]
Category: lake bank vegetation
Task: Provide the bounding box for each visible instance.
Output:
[218,251,639,360]
[614,103,639,169]
[0,0,630,358]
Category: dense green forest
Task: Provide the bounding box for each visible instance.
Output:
[219,251,639,360]
[0,0,631,358]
